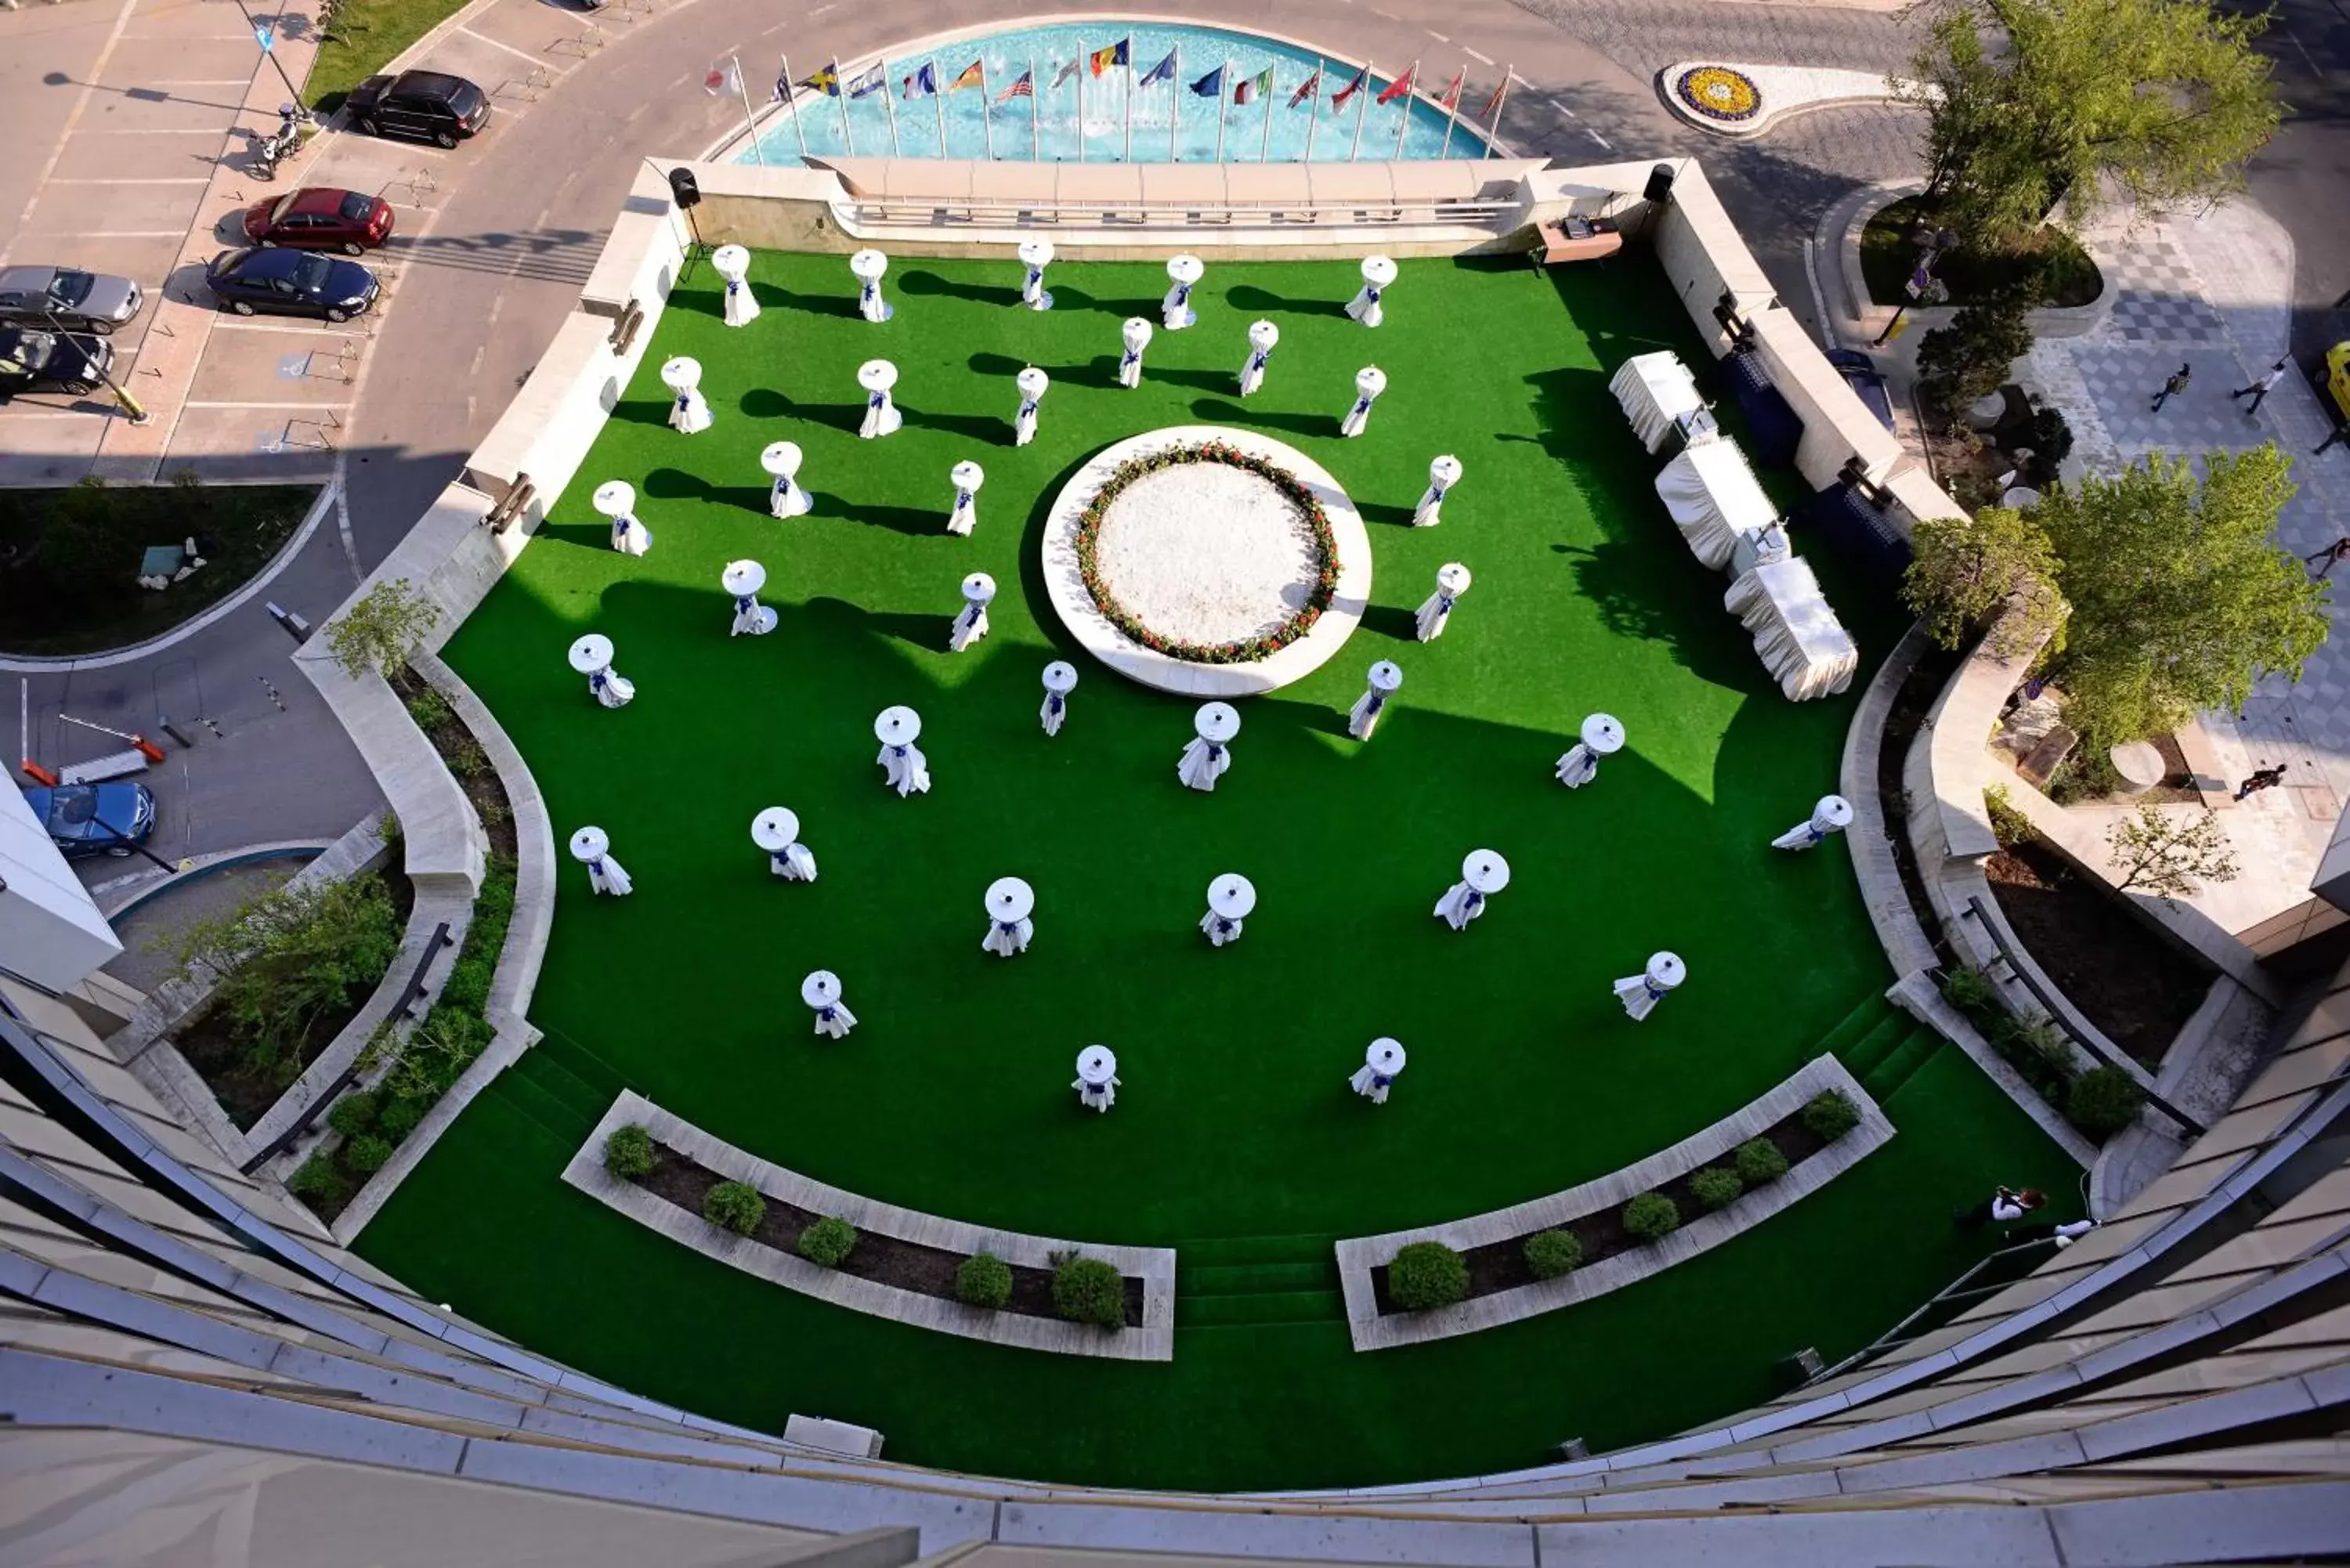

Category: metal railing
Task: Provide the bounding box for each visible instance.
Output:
[836,196,1520,232]
[1807,1234,2062,1386]
[1964,894,2207,1137]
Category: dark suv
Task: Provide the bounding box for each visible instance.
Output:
[347,71,491,148]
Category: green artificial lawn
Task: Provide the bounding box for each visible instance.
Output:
[355,251,2083,1490]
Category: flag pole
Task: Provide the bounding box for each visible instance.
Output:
[1305,57,1323,161]
[1124,54,1133,162]
[1170,44,1180,161]
[1260,69,1274,161]
[881,61,902,155]
[781,51,808,161]
[1441,71,1460,158]
[834,57,854,156]
[1030,54,1040,161]
[1350,60,1372,161]
[1216,57,1229,161]
[979,60,995,161]
[932,59,946,154]
[1393,58,1417,159]
[1077,60,1086,162]
[1486,67,1509,158]
[733,56,768,166]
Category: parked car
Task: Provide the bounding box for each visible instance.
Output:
[21,782,156,858]
[2324,341,2350,427]
[203,247,379,323]
[0,266,143,335]
[1824,348,1897,432]
[347,71,491,147]
[0,326,114,396]
[241,186,396,255]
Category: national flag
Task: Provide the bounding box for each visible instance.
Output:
[847,62,886,98]
[1330,64,1368,110]
[1189,64,1226,97]
[771,57,790,103]
[1376,63,1415,105]
[1089,38,1130,76]
[902,60,938,98]
[1289,67,1322,109]
[703,57,740,96]
[801,63,841,97]
[1479,75,1506,120]
[1435,67,1464,111]
[949,59,985,93]
[1050,56,1082,89]
[1138,49,1177,88]
[996,68,1033,102]
[1232,67,1271,105]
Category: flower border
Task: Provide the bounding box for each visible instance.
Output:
[1072,439,1339,665]
[1673,65,1762,124]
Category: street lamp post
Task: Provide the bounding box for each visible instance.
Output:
[38,307,150,425]
[1872,226,1959,348]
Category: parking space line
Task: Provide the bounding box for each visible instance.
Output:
[181,399,355,410]
[458,24,566,70]
[210,320,370,338]
[46,177,215,185]
[1463,46,1494,66]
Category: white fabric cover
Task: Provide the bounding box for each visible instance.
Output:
[878,741,931,797]
[1200,909,1243,946]
[1347,687,1390,741]
[1434,880,1488,930]
[1040,691,1068,736]
[1177,736,1231,792]
[1726,558,1860,702]
[610,514,652,555]
[1345,283,1385,328]
[1556,743,1599,788]
[589,670,634,709]
[1239,339,1273,396]
[1348,1064,1395,1103]
[770,844,818,880]
[812,999,858,1039]
[731,597,774,638]
[949,605,989,652]
[859,391,900,439]
[1340,389,1378,437]
[982,916,1034,958]
[1614,972,1667,1020]
[1415,587,1459,641]
[668,390,711,435]
[722,278,760,328]
[1656,439,1776,570]
[586,855,632,897]
[1611,352,1705,454]
[1075,1075,1119,1111]
[770,478,810,519]
[947,486,977,536]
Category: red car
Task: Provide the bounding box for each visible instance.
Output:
[240,187,395,255]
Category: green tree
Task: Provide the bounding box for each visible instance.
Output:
[2037,446,2323,746]
[1903,506,2065,657]
[325,577,440,680]
[164,873,403,1085]
[1915,293,2034,416]
[2106,801,2240,901]
[1901,0,2280,249]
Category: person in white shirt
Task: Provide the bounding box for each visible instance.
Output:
[2229,359,2288,414]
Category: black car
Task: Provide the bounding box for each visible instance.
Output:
[204,247,379,323]
[347,70,491,147]
[0,325,114,396]
[1824,348,1897,432]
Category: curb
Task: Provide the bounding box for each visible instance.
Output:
[1834,179,2110,345]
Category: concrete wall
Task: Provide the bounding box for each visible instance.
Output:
[1651,158,1777,359]
[0,782,121,992]
[1747,307,1904,488]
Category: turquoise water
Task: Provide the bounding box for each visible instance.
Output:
[734,22,1495,164]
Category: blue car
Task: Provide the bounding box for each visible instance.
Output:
[204,246,379,323]
[21,782,157,858]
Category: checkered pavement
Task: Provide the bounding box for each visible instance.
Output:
[2099,235,2232,345]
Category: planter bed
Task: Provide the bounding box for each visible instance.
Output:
[633,1141,1145,1328]
[1367,1104,1832,1314]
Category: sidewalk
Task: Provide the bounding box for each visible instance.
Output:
[1820,189,2350,937]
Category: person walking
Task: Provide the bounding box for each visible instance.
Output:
[1956,1185,2044,1229]
[2150,363,2191,412]
[2235,763,2290,800]
[2308,537,2350,578]
[2229,359,2288,414]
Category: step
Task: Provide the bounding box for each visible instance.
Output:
[1814,995,1897,1060]
[1178,1289,1347,1328]
[1867,1029,1947,1104]
[1178,1259,1340,1298]
[1169,1232,1338,1269]
[1840,1013,1916,1082]
[488,1065,595,1141]
[515,1051,612,1124]
[532,1028,627,1103]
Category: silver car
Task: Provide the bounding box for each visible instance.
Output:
[0,266,144,336]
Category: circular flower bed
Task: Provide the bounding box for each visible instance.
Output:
[1073,439,1338,664]
[1674,65,1761,124]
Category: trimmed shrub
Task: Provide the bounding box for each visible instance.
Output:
[1940,965,2000,1016]
[1523,1229,1582,1281]
[378,1095,426,1145]
[326,1090,378,1138]
[1689,1167,1744,1212]
[1622,1192,1680,1242]
[287,1151,347,1206]
[1388,1241,1470,1310]
[1052,1255,1126,1329]
[2068,1066,2148,1140]
[1734,1136,1790,1186]
[603,1123,656,1180]
[1802,1089,1862,1143]
[797,1216,858,1268]
[345,1133,394,1175]
[956,1252,1014,1310]
[703,1180,765,1236]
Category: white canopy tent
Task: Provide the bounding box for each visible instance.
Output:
[1654,439,1777,571]
[1609,352,1709,454]
[1725,558,1860,702]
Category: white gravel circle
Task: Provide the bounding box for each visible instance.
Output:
[1093,463,1320,646]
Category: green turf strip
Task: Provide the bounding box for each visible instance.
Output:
[354,251,2081,1490]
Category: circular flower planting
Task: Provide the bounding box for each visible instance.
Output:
[1073,439,1338,664]
[1674,65,1762,124]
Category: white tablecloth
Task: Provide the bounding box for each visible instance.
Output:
[1725,558,1859,702]
[1610,352,1705,454]
[1656,440,1779,571]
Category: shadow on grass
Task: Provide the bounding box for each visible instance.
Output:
[902,269,1019,308]
[804,592,947,654]
[1227,283,1347,320]
[1358,605,1421,643]
[810,493,944,537]
[1356,500,1418,528]
[901,404,1012,444]
[742,388,794,419]
[755,284,860,319]
[1147,365,1242,393]
[1047,284,1163,319]
[1189,398,1334,439]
